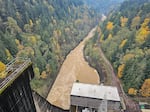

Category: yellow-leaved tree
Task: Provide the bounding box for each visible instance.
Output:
[0,61,6,72]
[30,36,37,45]
[107,34,112,40]
[106,21,114,30]
[136,18,150,44]
[40,71,47,79]
[0,61,7,79]
[140,79,150,97]
[120,16,128,27]
[122,53,135,62]
[117,64,125,78]
[29,19,33,27]
[15,39,24,50]
[33,67,40,79]
[5,49,12,61]
[128,88,137,95]
[119,39,128,48]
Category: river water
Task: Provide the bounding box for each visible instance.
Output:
[46,27,100,110]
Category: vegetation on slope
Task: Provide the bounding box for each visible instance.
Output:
[85,0,150,97]
[0,0,123,97]
[0,0,97,97]
[84,0,124,14]
[84,28,110,84]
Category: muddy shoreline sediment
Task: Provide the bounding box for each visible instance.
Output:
[46,27,100,110]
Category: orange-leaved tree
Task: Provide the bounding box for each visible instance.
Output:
[40,71,47,79]
[140,79,150,97]
[106,21,114,30]
[128,88,137,96]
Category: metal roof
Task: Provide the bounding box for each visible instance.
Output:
[71,83,120,102]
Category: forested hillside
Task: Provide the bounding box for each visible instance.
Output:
[0,0,123,97]
[87,0,150,97]
[0,0,97,97]
[84,0,124,14]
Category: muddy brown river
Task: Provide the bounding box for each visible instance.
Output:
[46,27,100,110]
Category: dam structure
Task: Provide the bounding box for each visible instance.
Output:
[0,57,123,112]
[0,58,36,112]
[0,57,69,112]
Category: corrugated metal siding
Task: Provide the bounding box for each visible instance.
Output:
[71,95,102,108]
[71,95,120,110]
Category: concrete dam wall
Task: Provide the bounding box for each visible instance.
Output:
[0,57,70,112]
[0,65,36,112]
[33,91,69,112]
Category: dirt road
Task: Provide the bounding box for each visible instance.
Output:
[98,43,141,112]
[47,28,100,110]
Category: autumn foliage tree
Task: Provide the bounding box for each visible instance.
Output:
[106,21,114,30]
[136,18,150,44]
[140,79,150,97]
[0,61,7,79]
[120,16,128,27]
[40,71,47,79]
[122,54,135,62]
[0,61,6,73]
[0,0,115,97]
[107,34,112,40]
[5,49,12,61]
[100,0,150,96]
[119,39,127,48]
[117,64,125,78]
[128,88,137,96]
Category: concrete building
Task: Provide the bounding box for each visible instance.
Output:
[70,83,121,112]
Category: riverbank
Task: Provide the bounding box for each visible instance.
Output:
[46,27,100,110]
[84,29,111,85]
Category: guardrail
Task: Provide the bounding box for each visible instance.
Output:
[0,57,32,94]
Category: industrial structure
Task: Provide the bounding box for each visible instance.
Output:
[70,83,121,112]
[0,58,36,112]
[0,58,128,112]
[0,57,70,112]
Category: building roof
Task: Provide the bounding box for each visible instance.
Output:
[71,83,120,102]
